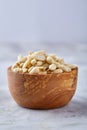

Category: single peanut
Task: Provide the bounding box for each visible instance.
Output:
[29,67,40,74]
[18,55,27,62]
[39,71,47,74]
[49,64,56,71]
[23,59,31,68]
[59,65,71,72]
[37,61,43,66]
[53,69,63,73]
[67,64,77,69]
[46,56,54,64]
[22,68,28,73]
[31,59,36,65]
[35,54,45,61]
[12,68,22,72]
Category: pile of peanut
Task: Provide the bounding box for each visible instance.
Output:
[11,50,76,74]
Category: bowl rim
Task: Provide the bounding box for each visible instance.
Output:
[7,66,78,76]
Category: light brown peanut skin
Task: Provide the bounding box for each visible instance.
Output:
[7,67,78,109]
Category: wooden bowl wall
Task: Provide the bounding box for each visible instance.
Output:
[7,67,78,109]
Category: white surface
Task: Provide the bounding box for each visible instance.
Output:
[0,43,87,130]
[0,0,87,43]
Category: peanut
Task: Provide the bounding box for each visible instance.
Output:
[12,68,22,72]
[22,68,28,73]
[49,64,56,71]
[11,50,77,74]
[29,67,40,74]
[31,59,36,65]
[23,59,31,68]
[18,55,27,62]
[53,69,63,73]
[46,56,54,64]
[35,54,45,61]
[37,61,43,66]
[59,65,71,72]
[67,64,77,69]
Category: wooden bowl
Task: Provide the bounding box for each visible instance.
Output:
[7,67,78,109]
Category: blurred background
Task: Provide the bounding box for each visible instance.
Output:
[0,0,87,84]
[0,0,86,86]
[0,0,87,43]
[0,1,87,129]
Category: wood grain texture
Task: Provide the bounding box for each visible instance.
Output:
[7,67,78,109]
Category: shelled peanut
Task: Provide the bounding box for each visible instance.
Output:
[11,50,77,74]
